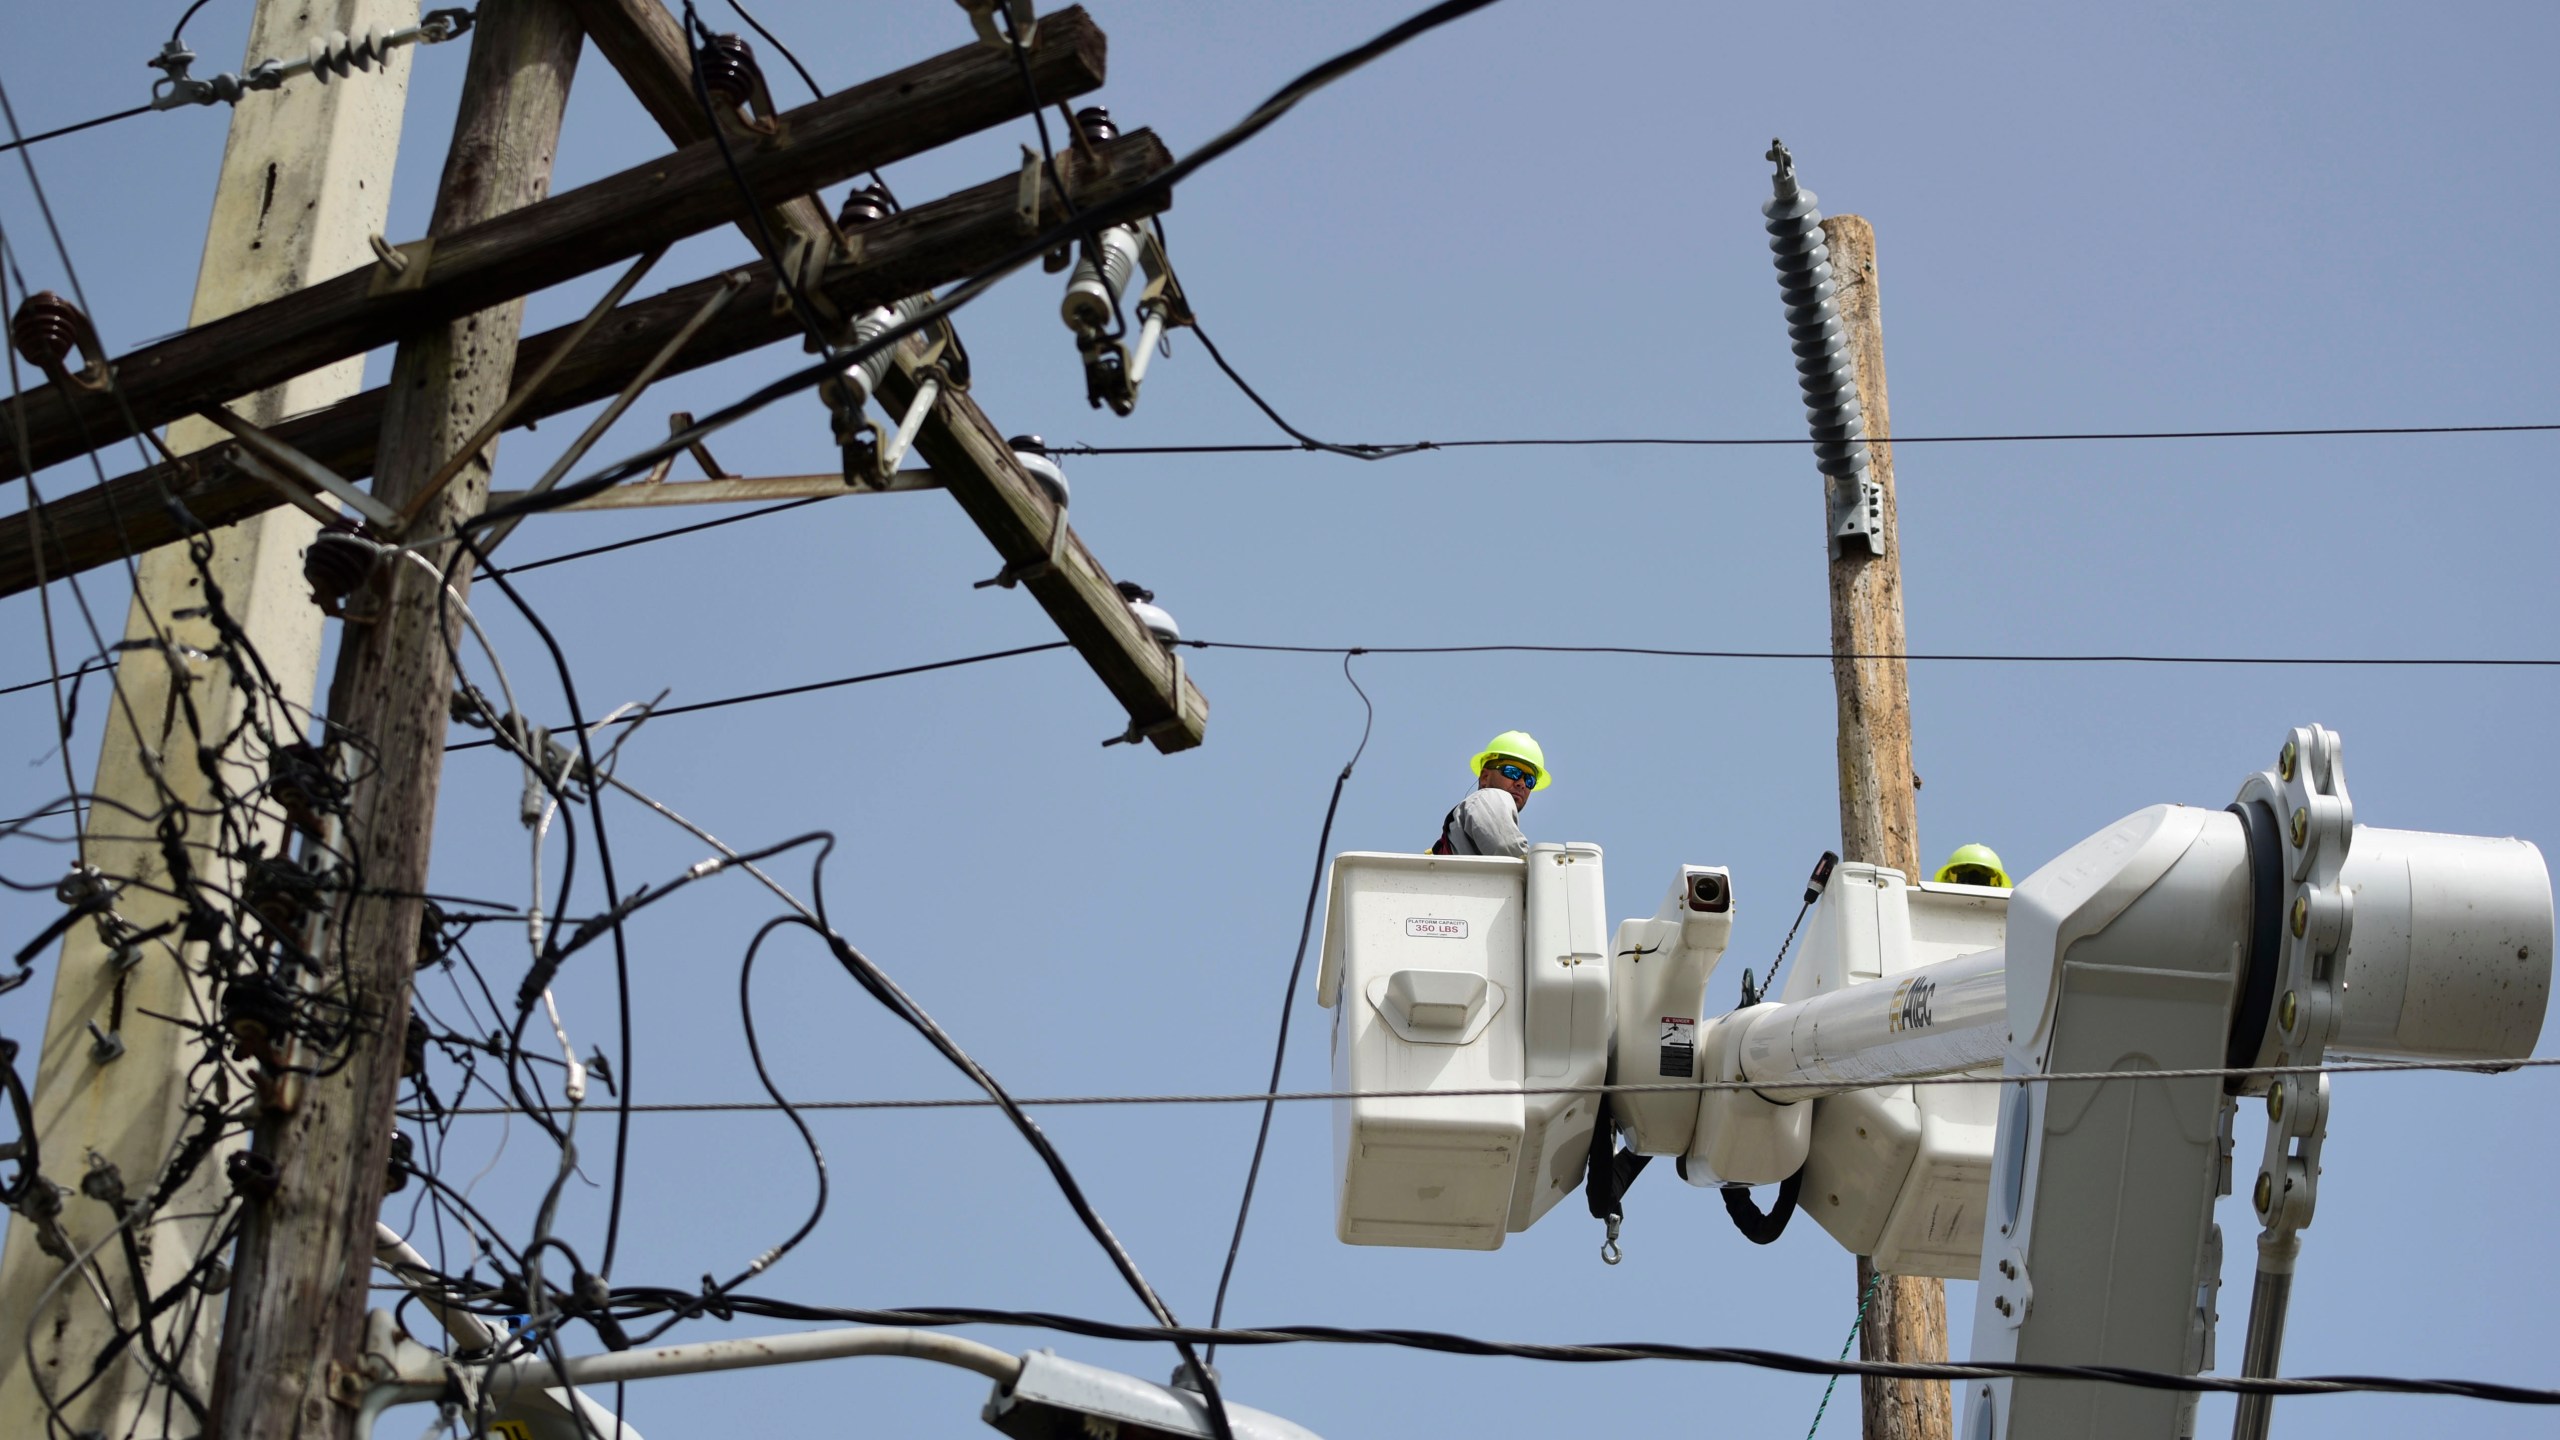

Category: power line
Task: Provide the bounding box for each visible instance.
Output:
[413,1052,2560,1117]
[19,630,2559,730]
[0,659,109,699]
[1052,422,2560,457]
[1189,641,2560,667]
[598,1297,2560,1409]
[1209,653,1372,1356]
[482,495,831,579]
[0,105,154,157]
[442,642,1072,752]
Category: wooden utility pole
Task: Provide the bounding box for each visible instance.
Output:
[1817,214,1953,1440]
[207,2,581,1434]
[0,2,414,1434]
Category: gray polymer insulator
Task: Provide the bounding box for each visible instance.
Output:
[1763,140,1882,554]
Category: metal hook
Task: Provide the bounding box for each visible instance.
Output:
[1601,1212,1623,1266]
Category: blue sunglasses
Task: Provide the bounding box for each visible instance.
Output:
[1492,763,1538,785]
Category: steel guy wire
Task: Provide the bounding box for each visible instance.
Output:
[0,262,92,848]
[1,80,242,794]
[412,1052,2560,1119]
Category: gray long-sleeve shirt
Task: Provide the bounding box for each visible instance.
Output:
[1439,786,1530,858]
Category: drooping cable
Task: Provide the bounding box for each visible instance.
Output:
[717,0,898,207]
[680,2,838,361]
[462,544,642,1278]
[1187,316,1429,460]
[1206,653,1371,1359]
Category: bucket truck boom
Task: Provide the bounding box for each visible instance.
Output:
[1316,726,2551,1440]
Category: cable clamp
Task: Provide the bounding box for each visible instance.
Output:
[1101,651,1186,747]
[1016,144,1046,232]
[961,1,1039,49]
[973,485,1071,590]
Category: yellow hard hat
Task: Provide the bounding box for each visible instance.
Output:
[1934,843,2009,888]
[1469,731,1550,789]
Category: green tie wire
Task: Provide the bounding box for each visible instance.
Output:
[1806,1270,1888,1438]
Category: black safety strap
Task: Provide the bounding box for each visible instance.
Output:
[1719,1166,1805,1245]
[1429,803,1461,856]
[1582,1095,1653,1221]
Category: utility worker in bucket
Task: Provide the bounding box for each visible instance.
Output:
[1934,843,2011,889]
[1430,731,1548,859]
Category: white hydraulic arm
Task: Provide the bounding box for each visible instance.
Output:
[1320,725,2551,1440]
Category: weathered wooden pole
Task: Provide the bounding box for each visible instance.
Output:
[1818,213,1954,1440]
[207,3,580,1434]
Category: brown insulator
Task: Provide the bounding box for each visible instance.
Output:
[221,971,295,1066]
[10,290,101,382]
[267,740,343,837]
[837,182,894,230]
[225,1151,281,1202]
[302,529,384,613]
[1073,105,1118,145]
[699,33,762,112]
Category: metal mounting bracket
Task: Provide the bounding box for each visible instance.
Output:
[1829,474,1883,558]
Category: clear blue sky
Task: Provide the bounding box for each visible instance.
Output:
[4,2,2558,1436]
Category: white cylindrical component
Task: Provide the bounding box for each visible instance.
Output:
[1061,224,1143,334]
[1125,308,1168,391]
[374,1225,495,1351]
[836,304,903,409]
[2331,827,2552,1062]
[478,1327,1020,1404]
[1685,1006,1810,1184]
[1738,946,2008,1097]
